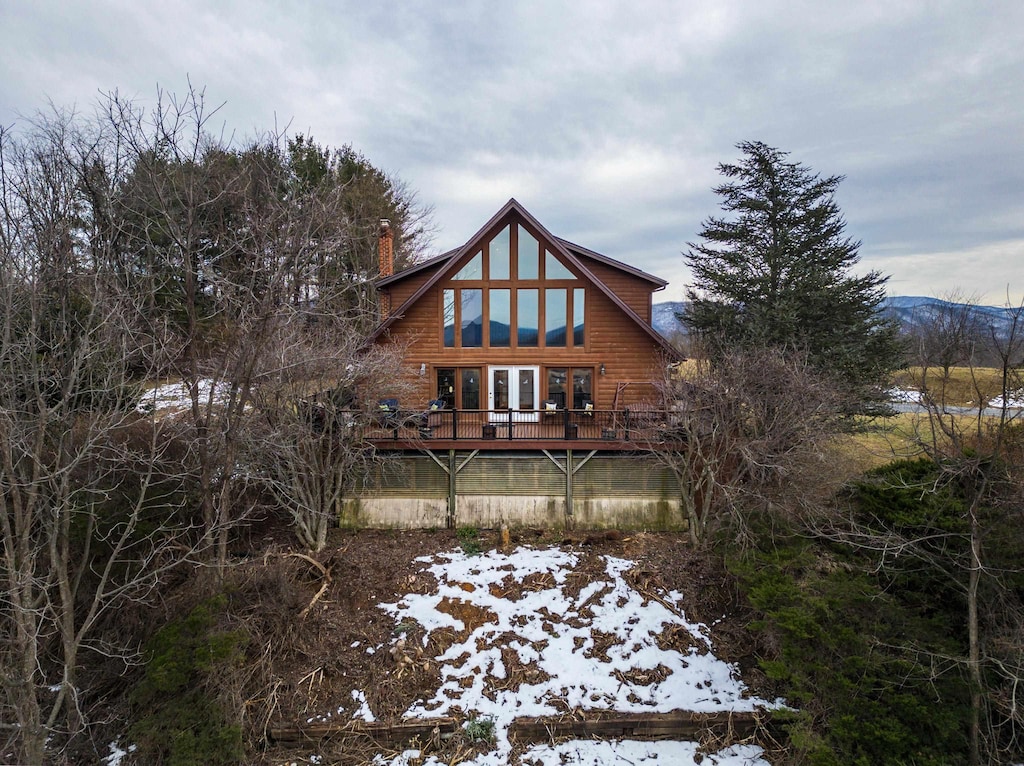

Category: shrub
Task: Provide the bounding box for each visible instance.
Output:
[129,596,247,766]
[728,495,971,765]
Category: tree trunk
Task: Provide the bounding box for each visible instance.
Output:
[968,500,982,766]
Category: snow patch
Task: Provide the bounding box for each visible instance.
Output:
[104,741,136,766]
[136,378,231,415]
[363,546,778,765]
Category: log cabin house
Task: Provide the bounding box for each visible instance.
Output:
[344,199,686,531]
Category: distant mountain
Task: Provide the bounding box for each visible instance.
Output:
[651,297,1017,340]
[652,301,688,338]
[878,296,1018,338]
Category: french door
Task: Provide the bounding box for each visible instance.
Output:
[488,365,540,422]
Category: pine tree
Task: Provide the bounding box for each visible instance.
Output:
[683,141,903,412]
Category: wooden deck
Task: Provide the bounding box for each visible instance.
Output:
[365,407,672,450]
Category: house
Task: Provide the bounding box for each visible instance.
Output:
[342,200,687,532]
[369,198,680,446]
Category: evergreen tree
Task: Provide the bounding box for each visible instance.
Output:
[683,141,903,412]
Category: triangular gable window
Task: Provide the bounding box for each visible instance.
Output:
[545,250,576,280]
[452,252,482,280]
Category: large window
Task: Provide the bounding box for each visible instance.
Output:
[517,288,538,346]
[547,367,593,408]
[545,289,567,347]
[440,224,586,349]
[490,289,510,346]
[461,289,483,347]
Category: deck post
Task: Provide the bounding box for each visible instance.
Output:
[447,449,456,528]
[565,448,574,528]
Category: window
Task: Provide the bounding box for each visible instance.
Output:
[490,289,510,346]
[461,289,483,347]
[547,368,568,409]
[517,288,538,346]
[518,228,539,279]
[573,287,585,346]
[490,225,510,280]
[461,368,480,409]
[443,290,455,347]
[545,250,575,280]
[437,367,483,409]
[545,289,567,346]
[439,223,586,349]
[436,368,456,408]
[453,252,482,280]
[548,367,593,409]
[572,368,592,408]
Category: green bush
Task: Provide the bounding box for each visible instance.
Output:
[129,596,247,766]
[728,467,974,765]
[457,525,482,556]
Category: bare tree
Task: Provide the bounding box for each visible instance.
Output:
[649,346,843,545]
[910,290,986,379]
[0,87,431,759]
[245,324,411,552]
[0,112,196,764]
[105,86,419,572]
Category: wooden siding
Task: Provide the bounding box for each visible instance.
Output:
[374,206,670,412]
[574,256,656,323]
[378,279,665,410]
[385,264,442,314]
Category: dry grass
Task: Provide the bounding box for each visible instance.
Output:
[839,407,1017,472]
[835,414,925,473]
[892,366,1011,407]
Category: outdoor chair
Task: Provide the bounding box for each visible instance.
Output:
[541,399,562,423]
[377,398,402,429]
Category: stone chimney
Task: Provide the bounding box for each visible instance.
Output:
[378,219,393,319]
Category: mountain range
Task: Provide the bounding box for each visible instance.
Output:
[652,297,1020,340]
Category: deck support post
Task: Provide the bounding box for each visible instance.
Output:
[565,449,573,528]
[447,449,456,528]
[542,449,596,530]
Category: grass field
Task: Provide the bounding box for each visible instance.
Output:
[892,365,1017,407]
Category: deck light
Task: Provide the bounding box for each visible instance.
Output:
[599,363,606,376]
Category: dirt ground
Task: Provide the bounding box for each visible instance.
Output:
[207,524,776,766]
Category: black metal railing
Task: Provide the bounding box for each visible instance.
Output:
[351,406,674,443]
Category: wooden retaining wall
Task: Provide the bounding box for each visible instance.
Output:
[269,710,766,747]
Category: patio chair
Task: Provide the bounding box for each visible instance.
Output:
[377,398,402,429]
[541,398,562,422]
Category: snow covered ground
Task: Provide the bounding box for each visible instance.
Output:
[888,387,922,404]
[136,378,230,415]
[329,546,777,765]
[989,391,1024,408]
[891,386,1024,411]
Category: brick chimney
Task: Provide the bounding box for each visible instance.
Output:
[378,219,393,319]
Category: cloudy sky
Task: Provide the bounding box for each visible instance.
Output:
[3,1,1022,303]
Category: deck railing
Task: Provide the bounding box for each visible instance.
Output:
[355,406,672,443]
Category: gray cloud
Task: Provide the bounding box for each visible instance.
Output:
[3,0,1022,303]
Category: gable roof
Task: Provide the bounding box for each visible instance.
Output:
[370,198,680,358]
